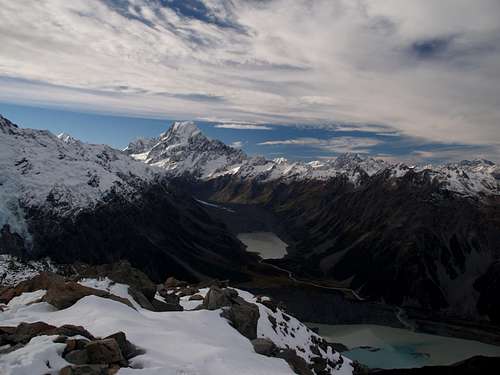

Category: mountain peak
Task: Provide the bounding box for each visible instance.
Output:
[57,132,80,145]
[0,115,18,131]
[164,121,201,141]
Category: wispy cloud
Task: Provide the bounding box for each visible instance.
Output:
[230,140,244,148]
[0,0,499,151]
[214,123,273,130]
[258,136,382,153]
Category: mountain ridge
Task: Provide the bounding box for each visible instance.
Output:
[125,121,500,197]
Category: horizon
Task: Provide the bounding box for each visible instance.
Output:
[1,102,498,165]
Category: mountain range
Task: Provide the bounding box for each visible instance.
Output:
[1,114,500,326]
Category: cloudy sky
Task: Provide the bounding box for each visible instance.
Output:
[0,0,499,162]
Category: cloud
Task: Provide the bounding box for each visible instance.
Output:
[214,123,273,130]
[0,0,499,150]
[258,136,382,153]
[230,140,244,148]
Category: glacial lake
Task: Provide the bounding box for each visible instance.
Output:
[237,231,288,259]
[309,323,500,369]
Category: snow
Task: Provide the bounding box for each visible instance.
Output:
[0,280,353,375]
[0,118,157,239]
[129,120,499,197]
[0,255,58,286]
[0,335,69,375]
[7,289,47,307]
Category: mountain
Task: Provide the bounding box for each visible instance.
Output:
[130,121,500,323]
[128,121,499,197]
[0,115,255,282]
[125,121,246,179]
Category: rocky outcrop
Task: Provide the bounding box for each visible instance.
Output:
[1,322,142,374]
[0,272,133,309]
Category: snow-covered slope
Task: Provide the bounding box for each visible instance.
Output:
[125,121,246,179]
[128,121,500,197]
[0,115,156,239]
[0,271,353,375]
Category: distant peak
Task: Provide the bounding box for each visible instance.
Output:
[165,121,202,140]
[0,115,18,130]
[57,132,79,144]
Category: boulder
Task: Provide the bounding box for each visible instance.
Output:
[0,322,95,347]
[0,272,134,310]
[150,298,183,312]
[59,364,109,375]
[65,349,89,365]
[221,296,260,340]
[188,294,204,301]
[164,277,187,289]
[85,338,125,365]
[178,287,199,297]
[157,290,181,304]
[200,286,237,310]
[251,338,277,356]
[64,338,90,354]
[76,261,156,301]
[104,332,143,360]
[276,349,313,375]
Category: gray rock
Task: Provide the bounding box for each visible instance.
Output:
[85,338,124,365]
[221,296,260,340]
[251,338,277,356]
[200,286,237,310]
[65,349,89,365]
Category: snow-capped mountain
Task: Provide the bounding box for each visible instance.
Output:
[127,121,500,197]
[125,121,246,179]
[0,115,156,240]
[0,115,254,282]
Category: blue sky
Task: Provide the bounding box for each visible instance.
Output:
[0,1,499,163]
[0,102,487,164]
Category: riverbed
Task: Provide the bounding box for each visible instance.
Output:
[310,323,500,369]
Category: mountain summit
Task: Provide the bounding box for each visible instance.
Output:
[126,121,499,197]
[125,121,245,179]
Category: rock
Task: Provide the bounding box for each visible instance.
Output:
[178,287,199,297]
[200,286,237,310]
[0,272,134,310]
[157,290,181,304]
[328,342,349,352]
[188,294,204,301]
[64,338,90,355]
[104,332,142,360]
[128,287,154,310]
[221,296,260,340]
[251,338,277,356]
[164,277,187,289]
[55,325,95,340]
[65,349,89,365]
[59,364,108,375]
[276,348,313,375]
[85,338,125,365]
[150,298,183,312]
[310,356,328,373]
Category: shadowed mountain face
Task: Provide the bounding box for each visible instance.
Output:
[0,115,254,282]
[179,167,500,322]
[124,121,500,321]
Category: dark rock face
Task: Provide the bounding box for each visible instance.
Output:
[474,261,500,324]
[186,171,500,321]
[251,338,277,356]
[17,183,257,284]
[199,286,260,340]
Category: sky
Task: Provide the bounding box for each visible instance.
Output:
[0,0,499,163]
